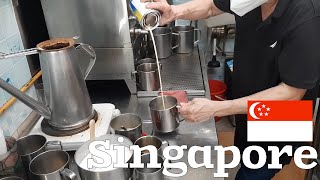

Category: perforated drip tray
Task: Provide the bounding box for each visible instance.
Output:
[41,110,98,137]
[136,48,206,97]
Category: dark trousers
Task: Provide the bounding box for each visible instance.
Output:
[235,163,281,180]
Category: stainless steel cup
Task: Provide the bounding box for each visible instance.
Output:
[134,154,164,180]
[17,134,46,172]
[134,136,169,157]
[29,150,77,180]
[150,27,180,59]
[137,58,162,69]
[110,113,143,143]
[74,135,133,180]
[137,58,156,66]
[0,177,23,180]
[149,96,184,133]
[16,134,62,174]
[172,26,201,54]
[137,63,160,91]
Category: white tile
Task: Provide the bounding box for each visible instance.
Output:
[0,5,17,42]
[0,0,10,8]
[5,33,24,64]
[0,69,19,101]
[6,5,19,36]
[0,106,14,136]
[0,8,6,41]
[12,57,31,87]
[0,2,32,137]
[26,85,37,99]
[0,41,14,76]
[0,89,6,106]
[13,106,32,131]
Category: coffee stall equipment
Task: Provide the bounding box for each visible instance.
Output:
[39,0,138,94]
[137,63,161,91]
[173,26,201,54]
[149,96,184,133]
[29,150,77,180]
[0,38,96,131]
[16,134,62,175]
[133,154,164,180]
[38,0,207,97]
[149,27,180,59]
[110,113,143,143]
[74,135,133,180]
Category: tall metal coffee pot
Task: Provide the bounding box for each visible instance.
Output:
[0,38,96,131]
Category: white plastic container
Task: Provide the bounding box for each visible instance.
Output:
[0,127,7,156]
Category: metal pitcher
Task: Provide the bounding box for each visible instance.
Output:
[29,150,77,180]
[0,38,96,131]
[149,27,180,59]
[149,96,184,133]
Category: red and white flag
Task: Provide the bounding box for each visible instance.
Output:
[247,101,313,142]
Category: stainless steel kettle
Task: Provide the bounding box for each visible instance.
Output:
[0,38,96,131]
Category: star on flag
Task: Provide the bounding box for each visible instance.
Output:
[253,104,271,117]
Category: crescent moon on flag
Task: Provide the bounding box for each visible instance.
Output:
[249,102,260,120]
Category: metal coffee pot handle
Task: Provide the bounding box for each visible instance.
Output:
[194,29,201,45]
[176,105,185,122]
[172,32,181,49]
[60,168,77,180]
[75,43,96,79]
[162,139,169,147]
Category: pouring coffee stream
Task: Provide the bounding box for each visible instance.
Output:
[0,38,96,131]
[148,26,166,109]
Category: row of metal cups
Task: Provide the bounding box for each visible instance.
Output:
[14,134,165,180]
[74,134,165,180]
[15,134,76,180]
[10,96,182,180]
[150,25,201,59]
[106,95,185,179]
[14,134,164,180]
[110,95,183,138]
[109,117,167,180]
[136,26,200,91]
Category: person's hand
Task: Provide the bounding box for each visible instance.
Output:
[180,98,216,123]
[141,0,176,25]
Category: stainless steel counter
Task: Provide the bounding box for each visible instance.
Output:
[69,117,221,180]
[137,48,206,97]
[72,48,222,180]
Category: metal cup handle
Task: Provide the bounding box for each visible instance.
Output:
[60,168,77,180]
[172,32,180,49]
[194,29,201,45]
[176,105,185,122]
[75,43,96,79]
[45,140,63,151]
[162,140,169,147]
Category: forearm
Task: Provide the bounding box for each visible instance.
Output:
[214,83,307,117]
[172,0,223,20]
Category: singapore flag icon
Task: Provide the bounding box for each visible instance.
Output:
[247,101,313,142]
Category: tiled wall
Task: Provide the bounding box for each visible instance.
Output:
[0,0,37,136]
